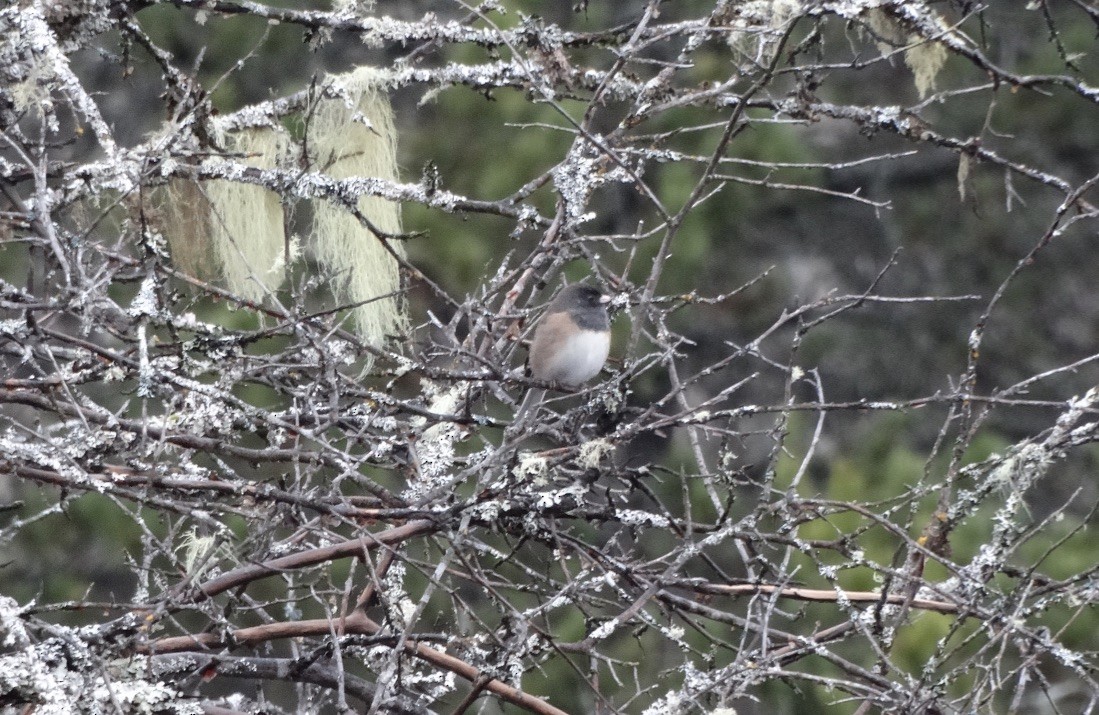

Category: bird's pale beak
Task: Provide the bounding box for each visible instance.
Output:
[598,294,611,305]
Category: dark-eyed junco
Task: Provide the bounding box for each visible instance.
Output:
[529,284,611,387]
[516,284,611,420]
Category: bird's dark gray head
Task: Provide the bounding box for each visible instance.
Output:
[556,284,608,309]
[552,284,611,330]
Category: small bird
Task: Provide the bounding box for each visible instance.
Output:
[528,283,612,388]
[514,282,612,422]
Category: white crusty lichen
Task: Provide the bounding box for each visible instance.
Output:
[535,483,585,509]
[726,0,803,63]
[0,597,199,714]
[0,596,31,649]
[3,6,117,147]
[616,509,671,528]
[0,434,88,484]
[642,688,691,715]
[404,382,467,499]
[553,140,637,226]
[643,664,728,715]
[8,59,56,116]
[587,617,619,642]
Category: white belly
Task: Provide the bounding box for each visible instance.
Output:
[542,330,611,386]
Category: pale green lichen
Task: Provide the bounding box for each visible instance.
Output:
[515,452,549,485]
[579,438,614,469]
[906,39,948,99]
[308,67,407,341]
[864,8,948,99]
[163,126,291,302]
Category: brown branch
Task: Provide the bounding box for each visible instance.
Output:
[150,652,427,714]
[146,612,570,715]
[182,520,437,603]
[685,582,960,615]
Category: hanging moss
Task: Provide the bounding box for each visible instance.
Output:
[163,126,291,302]
[307,66,407,342]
